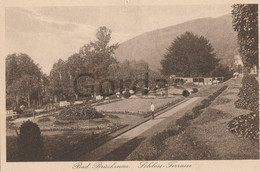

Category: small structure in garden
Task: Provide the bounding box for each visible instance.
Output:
[171,76,224,85]
[204,77,213,85]
[233,72,239,78]
[59,101,70,107]
[74,101,83,105]
[96,95,103,101]
[116,92,121,97]
[6,110,18,120]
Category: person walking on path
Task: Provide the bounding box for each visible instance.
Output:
[151,102,155,119]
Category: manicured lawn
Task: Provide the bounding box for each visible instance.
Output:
[125,77,259,160]
[95,96,181,113]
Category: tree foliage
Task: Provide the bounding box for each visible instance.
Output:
[210,64,233,81]
[79,26,119,79]
[48,26,119,101]
[161,32,219,77]
[6,53,43,108]
[109,59,166,91]
[109,59,149,81]
[232,4,258,71]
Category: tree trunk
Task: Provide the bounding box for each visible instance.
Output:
[16,95,19,107]
[27,94,30,108]
[14,95,19,109]
[38,91,41,106]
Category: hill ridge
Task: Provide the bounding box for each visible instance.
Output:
[115,14,238,71]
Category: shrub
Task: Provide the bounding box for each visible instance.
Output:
[176,113,194,127]
[192,88,198,93]
[22,109,34,117]
[150,132,169,150]
[177,85,228,128]
[141,88,148,95]
[17,120,44,161]
[192,105,202,114]
[200,99,211,108]
[109,94,118,99]
[89,118,110,124]
[149,85,228,158]
[37,117,51,123]
[238,75,258,98]
[150,129,180,150]
[123,91,131,99]
[53,120,75,125]
[228,112,259,140]
[105,114,119,118]
[55,105,103,120]
[235,75,259,112]
[208,95,215,101]
[182,90,190,97]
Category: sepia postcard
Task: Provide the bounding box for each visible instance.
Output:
[1,0,260,171]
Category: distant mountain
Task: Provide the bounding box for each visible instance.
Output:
[115,14,238,71]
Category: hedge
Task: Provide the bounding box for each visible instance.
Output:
[149,85,228,157]
[176,85,228,128]
[235,75,259,112]
[230,75,259,141]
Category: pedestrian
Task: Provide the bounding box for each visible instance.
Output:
[151,102,155,119]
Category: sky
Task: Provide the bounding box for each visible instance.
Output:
[5,5,232,74]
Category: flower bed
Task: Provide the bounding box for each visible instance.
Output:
[40,126,105,131]
[55,105,103,120]
[235,75,259,112]
[227,112,259,141]
[104,114,119,118]
[37,117,51,123]
[231,75,259,141]
[227,75,259,141]
[53,120,75,125]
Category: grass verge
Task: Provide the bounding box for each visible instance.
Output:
[126,85,228,160]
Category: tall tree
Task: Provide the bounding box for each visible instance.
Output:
[49,59,67,102]
[79,26,119,79]
[6,53,42,108]
[161,32,219,77]
[48,26,119,100]
[232,4,258,73]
